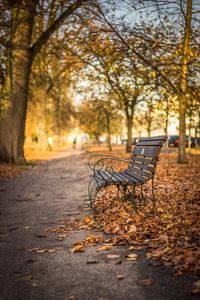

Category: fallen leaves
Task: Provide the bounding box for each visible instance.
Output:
[48,219,79,234]
[97,245,112,252]
[0,164,24,180]
[86,260,99,264]
[85,235,104,245]
[29,248,56,253]
[82,153,200,277]
[128,224,137,233]
[107,254,120,259]
[138,279,153,286]
[126,253,138,261]
[117,274,125,280]
[71,244,85,253]
[192,280,200,294]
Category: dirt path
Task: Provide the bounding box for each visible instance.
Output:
[0,149,198,300]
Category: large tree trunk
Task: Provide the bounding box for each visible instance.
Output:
[178,0,193,163]
[0,1,36,163]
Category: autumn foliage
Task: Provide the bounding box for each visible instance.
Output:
[78,152,200,277]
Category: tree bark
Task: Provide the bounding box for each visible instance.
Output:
[178,0,193,163]
[147,112,152,138]
[105,110,112,151]
[0,0,36,163]
[126,117,133,152]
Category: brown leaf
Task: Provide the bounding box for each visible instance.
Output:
[107,254,120,259]
[192,280,200,294]
[128,224,137,233]
[138,279,153,286]
[67,296,75,300]
[117,275,125,280]
[86,260,99,264]
[32,282,39,287]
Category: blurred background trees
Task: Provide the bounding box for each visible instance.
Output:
[0,0,199,163]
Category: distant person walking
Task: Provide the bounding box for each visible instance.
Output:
[73,138,77,149]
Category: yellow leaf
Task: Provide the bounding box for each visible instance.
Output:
[129,246,143,251]
[86,235,103,245]
[71,245,84,253]
[126,253,138,261]
[97,245,112,251]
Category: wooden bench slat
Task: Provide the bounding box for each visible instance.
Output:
[134,146,160,158]
[119,172,141,185]
[113,172,130,185]
[131,156,156,165]
[98,171,123,185]
[111,172,129,185]
[97,171,111,181]
[124,170,147,183]
[97,170,128,185]
[138,136,167,142]
[129,161,155,172]
[136,140,163,146]
[127,166,153,178]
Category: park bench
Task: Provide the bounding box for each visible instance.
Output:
[88,135,167,215]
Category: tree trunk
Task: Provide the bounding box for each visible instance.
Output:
[147,113,151,138]
[188,116,192,153]
[164,97,169,136]
[105,110,112,151]
[0,0,85,164]
[126,117,133,152]
[0,1,36,164]
[178,0,193,163]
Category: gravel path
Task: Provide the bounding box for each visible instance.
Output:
[0,149,198,300]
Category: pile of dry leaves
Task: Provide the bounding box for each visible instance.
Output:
[0,164,24,181]
[78,152,200,278]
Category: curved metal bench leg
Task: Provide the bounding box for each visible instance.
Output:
[88,180,97,208]
[137,178,157,216]
[88,180,103,215]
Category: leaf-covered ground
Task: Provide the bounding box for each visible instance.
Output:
[0,164,24,181]
[78,151,200,280]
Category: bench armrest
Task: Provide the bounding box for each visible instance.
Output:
[88,154,129,174]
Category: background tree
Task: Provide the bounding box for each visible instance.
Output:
[0,0,86,163]
[96,0,199,162]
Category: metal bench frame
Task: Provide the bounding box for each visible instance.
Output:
[88,136,167,215]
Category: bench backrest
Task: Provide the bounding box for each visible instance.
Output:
[128,136,167,181]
